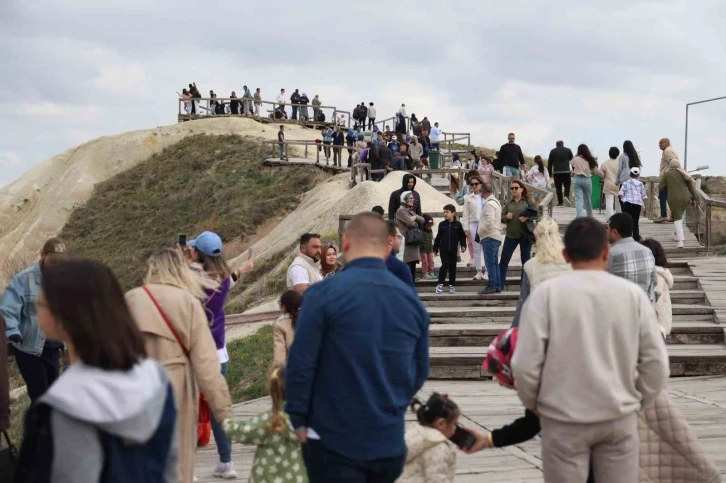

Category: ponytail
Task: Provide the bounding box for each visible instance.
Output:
[411,392,460,427]
[267,366,287,435]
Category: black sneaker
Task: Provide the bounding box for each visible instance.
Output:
[478,287,500,295]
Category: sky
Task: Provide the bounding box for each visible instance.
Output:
[1,0,725,186]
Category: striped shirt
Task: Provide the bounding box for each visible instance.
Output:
[619,179,647,206]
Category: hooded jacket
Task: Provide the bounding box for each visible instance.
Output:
[388,173,422,220]
[15,359,178,483]
[397,425,457,483]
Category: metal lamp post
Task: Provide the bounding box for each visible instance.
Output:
[684,95,726,170]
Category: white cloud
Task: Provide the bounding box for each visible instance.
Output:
[0,152,23,169]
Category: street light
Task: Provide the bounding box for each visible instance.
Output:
[684,95,726,170]
[688,165,710,173]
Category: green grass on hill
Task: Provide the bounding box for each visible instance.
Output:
[226,325,274,402]
[60,134,327,289]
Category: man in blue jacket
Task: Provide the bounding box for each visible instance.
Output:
[385,221,415,287]
[286,212,429,482]
[2,238,67,402]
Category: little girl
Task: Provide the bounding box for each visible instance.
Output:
[420,215,436,280]
[478,156,494,185]
[273,290,301,366]
[224,367,308,482]
[398,393,459,483]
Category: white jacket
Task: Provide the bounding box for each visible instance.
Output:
[397,425,456,483]
[654,266,674,336]
[477,195,503,242]
[368,106,377,118]
[461,192,482,227]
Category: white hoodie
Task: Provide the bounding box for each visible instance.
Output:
[41,359,178,483]
[655,266,674,336]
[397,425,457,483]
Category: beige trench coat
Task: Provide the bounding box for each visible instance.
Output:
[396,206,425,263]
[126,284,234,483]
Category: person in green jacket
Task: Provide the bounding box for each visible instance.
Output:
[420,214,436,280]
[659,159,697,248]
[499,179,538,288]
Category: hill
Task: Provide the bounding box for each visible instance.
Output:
[59,134,330,289]
[0,118,322,275]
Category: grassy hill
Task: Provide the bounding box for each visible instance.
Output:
[60,134,329,289]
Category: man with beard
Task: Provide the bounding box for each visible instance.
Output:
[388,173,422,220]
[286,233,323,294]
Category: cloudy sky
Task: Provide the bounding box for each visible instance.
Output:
[1,0,725,186]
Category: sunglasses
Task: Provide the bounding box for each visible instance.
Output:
[510,186,521,191]
[470,182,480,187]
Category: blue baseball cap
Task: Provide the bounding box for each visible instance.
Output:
[188,231,223,257]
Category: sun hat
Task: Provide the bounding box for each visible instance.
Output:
[630,167,641,176]
[482,328,518,389]
[188,231,223,257]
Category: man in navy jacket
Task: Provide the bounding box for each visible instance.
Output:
[286,212,430,482]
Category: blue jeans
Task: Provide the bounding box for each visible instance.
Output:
[503,166,521,178]
[211,361,232,463]
[482,238,502,290]
[431,143,440,150]
[499,236,532,288]
[279,144,285,160]
[659,188,668,218]
[303,440,406,483]
[573,175,593,218]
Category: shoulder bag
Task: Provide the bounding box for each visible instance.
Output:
[405,222,424,246]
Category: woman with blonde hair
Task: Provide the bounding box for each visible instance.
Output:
[510,218,571,327]
[125,248,233,483]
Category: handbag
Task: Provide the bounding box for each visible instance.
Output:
[143,286,213,447]
[404,223,424,246]
[0,431,17,482]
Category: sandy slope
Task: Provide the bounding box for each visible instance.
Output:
[0,118,320,268]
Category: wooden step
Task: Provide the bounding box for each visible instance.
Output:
[416,260,692,276]
[429,321,724,347]
[415,276,701,293]
[418,290,707,308]
[426,304,714,323]
[428,344,726,379]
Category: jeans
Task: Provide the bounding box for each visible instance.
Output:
[368,118,375,130]
[292,106,298,120]
[279,144,285,160]
[14,343,61,403]
[303,440,406,483]
[659,188,668,218]
[323,142,331,161]
[482,238,502,290]
[503,166,521,178]
[211,361,232,463]
[431,143,440,150]
[573,175,593,218]
[553,172,571,204]
[499,236,532,289]
[437,250,459,286]
[622,201,642,241]
[604,192,621,219]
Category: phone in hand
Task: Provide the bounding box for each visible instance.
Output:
[248,247,253,258]
[449,425,476,450]
[178,234,187,248]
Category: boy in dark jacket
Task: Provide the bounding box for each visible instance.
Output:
[433,205,467,294]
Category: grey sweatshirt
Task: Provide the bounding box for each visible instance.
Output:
[512,270,669,424]
[41,358,179,483]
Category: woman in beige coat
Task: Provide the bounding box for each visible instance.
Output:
[601,146,622,219]
[126,249,234,483]
[272,290,302,366]
[396,191,426,282]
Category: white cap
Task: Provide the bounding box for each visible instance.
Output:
[630,167,640,176]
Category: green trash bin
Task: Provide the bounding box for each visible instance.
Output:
[428,150,440,169]
[591,174,603,209]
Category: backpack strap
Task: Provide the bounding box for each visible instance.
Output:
[143,286,190,359]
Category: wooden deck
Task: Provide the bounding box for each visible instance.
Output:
[195,377,726,482]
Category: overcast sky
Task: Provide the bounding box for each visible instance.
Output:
[1,0,725,186]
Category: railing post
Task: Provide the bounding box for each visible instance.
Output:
[648,180,655,220]
[706,203,712,254]
[305,144,308,158]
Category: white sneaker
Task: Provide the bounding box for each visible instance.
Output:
[435,284,444,294]
[449,285,456,294]
[564,197,572,207]
[672,232,679,242]
[213,462,238,479]
[677,241,684,248]
[473,270,484,281]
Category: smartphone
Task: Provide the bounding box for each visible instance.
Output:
[449,425,476,450]
[178,234,187,248]
[248,247,253,258]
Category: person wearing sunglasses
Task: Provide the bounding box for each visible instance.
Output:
[461,176,486,281]
[498,180,538,290]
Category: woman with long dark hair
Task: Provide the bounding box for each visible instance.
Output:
[616,140,642,186]
[16,260,180,482]
[273,290,303,366]
[572,144,602,218]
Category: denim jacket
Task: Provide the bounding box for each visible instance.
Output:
[1,261,46,355]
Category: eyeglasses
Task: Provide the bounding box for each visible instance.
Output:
[470,182,480,187]
[510,186,520,191]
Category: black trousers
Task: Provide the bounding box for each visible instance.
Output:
[622,202,642,241]
[553,173,571,205]
[437,250,459,285]
[407,261,417,281]
[15,343,61,402]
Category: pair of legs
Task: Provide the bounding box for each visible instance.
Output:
[333,146,343,166]
[657,188,669,220]
[573,175,593,218]
[368,117,376,130]
[499,236,532,290]
[406,261,418,281]
[278,144,285,160]
[291,106,298,120]
[323,143,332,162]
[468,222,483,271]
[210,362,233,467]
[437,250,458,286]
[604,192,621,219]
[254,104,261,116]
[482,238,502,291]
[420,252,434,276]
[553,172,571,205]
[540,413,638,483]
[14,343,61,402]
[622,201,642,241]
[304,440,405,483]
[431,142,440,150]
[503,166,521,178]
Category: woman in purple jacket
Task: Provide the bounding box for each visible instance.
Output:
[185,231,237,479]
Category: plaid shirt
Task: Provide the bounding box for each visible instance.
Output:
[619,179,647,206]
[608,237,658,303]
